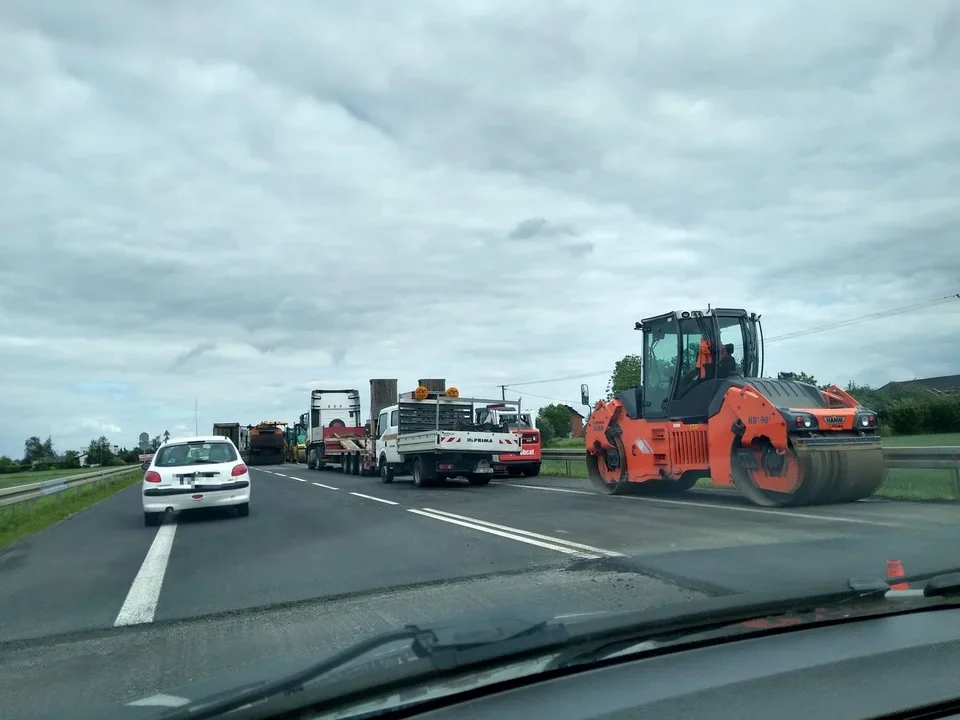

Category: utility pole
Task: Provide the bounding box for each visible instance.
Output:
[499,385,506,401]
[194,397,198,435]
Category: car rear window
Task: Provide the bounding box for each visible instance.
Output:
[154,441,238,467]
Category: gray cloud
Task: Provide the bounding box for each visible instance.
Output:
[1,0,959,455]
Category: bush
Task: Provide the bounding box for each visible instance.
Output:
[845,382,960,436]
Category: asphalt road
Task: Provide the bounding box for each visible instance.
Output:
[1,463,959,718]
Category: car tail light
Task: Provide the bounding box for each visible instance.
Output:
[231,463,248,477]
[144,471,161,483]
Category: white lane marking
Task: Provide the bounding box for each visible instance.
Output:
[350,492,398,505]
[297,478,306,482]
[114,522,177,626]
[493,482,591,495]
[409,509,601,559]
[313,482,339,490]
[421,507,624,557]
[503,483,900,527]
[273,473,290,478]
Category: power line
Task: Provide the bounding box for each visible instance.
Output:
[501,293,960,388]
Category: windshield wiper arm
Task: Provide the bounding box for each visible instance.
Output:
[162,614,566,720]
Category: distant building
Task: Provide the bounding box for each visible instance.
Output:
[563,405,586,438]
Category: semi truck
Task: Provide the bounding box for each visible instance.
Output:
[305,389,370,471]
[474,403,542,477]
[247,421,287,466]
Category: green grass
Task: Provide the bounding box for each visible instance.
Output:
[0,469,142,550]
[540,433,960,501]
[0,467,111,490]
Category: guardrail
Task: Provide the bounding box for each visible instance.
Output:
[541,447,960,496]
[0,466,140,513]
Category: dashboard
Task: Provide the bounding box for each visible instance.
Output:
[413,606,960,720]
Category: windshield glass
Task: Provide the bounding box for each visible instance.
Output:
[155,441,238,466]
[1,3,958,719]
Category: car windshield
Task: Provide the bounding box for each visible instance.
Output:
[155,442,238,467]
[1,4,958,720]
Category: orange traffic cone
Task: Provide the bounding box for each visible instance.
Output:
[886,560,908,590]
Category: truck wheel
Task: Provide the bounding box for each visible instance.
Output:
[351,454,361,475]
[525,464,541,478]
[412,457,428,487]
[380,458,394,484]
[468,475,491,486]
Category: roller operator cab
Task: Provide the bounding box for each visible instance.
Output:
[585,308,884,507]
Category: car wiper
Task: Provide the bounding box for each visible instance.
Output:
[161,614,568,720]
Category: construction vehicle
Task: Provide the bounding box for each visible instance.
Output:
[247,421,287,466]
[375,385,522,487]
[475,403,541,477]
[585,308,884,507]
[294,412,307,463]
[284,415,308,463]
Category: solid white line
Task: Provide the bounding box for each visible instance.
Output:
[409,509,600,558]
[313,482,339,490]
[350,492,398,505]
[504,483,900,526]
[421,507,624,557]
[114,522,177,626]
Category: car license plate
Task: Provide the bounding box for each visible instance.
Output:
[475,467,493,474]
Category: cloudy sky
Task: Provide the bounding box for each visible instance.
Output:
[1,1,958,457]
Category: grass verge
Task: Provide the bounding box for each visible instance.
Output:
[0,469,141,550]
[541,433,960,501]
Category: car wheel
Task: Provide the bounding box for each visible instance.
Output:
[144,511,161,527]
[235,502,249,517]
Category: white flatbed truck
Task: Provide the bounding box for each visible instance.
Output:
[376,389,522,487]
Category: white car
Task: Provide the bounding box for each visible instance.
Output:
[141,435,251,526]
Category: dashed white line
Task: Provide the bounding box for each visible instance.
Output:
[420,507,623,557]
[114,521,177,627]
[313,482,339,490]
[350,492,398,505]
[503,483,901,527]
[296,478,306,482]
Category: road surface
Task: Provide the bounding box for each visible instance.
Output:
[1,463,958,718]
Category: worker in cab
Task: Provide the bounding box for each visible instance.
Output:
[718,343,739,378]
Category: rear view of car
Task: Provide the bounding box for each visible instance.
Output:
[142,437,251,526]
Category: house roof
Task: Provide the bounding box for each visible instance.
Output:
[563,404,585,418]
[879,374,960,394]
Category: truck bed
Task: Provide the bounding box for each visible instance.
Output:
[397,430,521,455]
